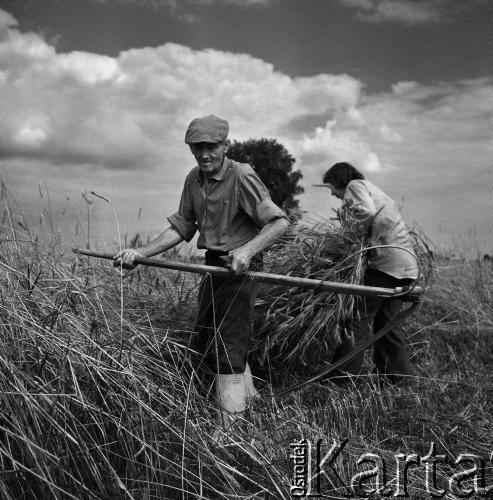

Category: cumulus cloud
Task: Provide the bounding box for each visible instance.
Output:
[357,78,493,185]
[0,8,17,29]
[0,4,491,255]
[298,74,492,192]
[0,12,366,174]
[301,121,383,173]
[0,6,491,247]
[1,4,491,186]
[15,126,49,148]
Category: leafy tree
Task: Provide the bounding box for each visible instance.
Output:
[228,138,304,217]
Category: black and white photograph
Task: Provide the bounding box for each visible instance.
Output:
[0,0,491,498]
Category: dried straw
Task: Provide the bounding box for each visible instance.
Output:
[252,219,368,374]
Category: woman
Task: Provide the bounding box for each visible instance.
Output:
[322,162,418,381]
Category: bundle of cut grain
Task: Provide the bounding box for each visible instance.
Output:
[252,219,368,376]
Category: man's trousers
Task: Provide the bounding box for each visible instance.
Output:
[194,250,261,374]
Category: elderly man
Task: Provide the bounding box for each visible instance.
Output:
[115,115,289,431]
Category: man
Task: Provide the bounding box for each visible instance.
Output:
[115,114,289,430]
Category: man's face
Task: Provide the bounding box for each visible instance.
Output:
[189,140,229,177]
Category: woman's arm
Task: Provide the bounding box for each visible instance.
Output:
[342,180,376,227]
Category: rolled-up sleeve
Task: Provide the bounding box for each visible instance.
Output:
[238,166,288,227]
[167,178,197,242]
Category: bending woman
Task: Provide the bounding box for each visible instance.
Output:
[322,162,418,381]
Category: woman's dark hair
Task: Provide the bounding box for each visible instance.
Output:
[322,162,365,189]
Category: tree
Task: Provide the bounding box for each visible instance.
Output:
[227,138,304,217]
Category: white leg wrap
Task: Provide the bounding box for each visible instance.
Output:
[215,373,246,428]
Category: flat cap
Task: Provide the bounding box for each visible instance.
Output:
[184,114,229,144]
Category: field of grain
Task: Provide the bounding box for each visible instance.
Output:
[1,184,492,499]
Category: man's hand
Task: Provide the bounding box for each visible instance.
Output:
[222,247,253,275]
[113,249,144,270]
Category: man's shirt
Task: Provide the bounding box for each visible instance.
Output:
[342,179,418,280]
[168,157,287,252]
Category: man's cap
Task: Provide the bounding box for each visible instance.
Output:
[185,114,229,144]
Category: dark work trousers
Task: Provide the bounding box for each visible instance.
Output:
[194,250,261,375]
[332,268,414,379]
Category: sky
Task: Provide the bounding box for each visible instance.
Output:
[0,0,492,255]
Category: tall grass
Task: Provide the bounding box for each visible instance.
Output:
[0,182,491,499]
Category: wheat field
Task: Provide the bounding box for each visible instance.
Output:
[0,183,492,499]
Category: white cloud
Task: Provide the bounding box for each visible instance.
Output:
[297,75,492,195]
[0,7,491,251]
[301,121,383,173]
[0,28,55,62]
[1,6,490,179]
[15,126,49,148]
[54,52,123,85]
[357,78,493,182]
[0,15,364,173]
[378,123,402,143]
[1,7,490,181]
[392,80,420,95]
[0,8,17,30]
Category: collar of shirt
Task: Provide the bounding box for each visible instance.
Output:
[195,157,231,185]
